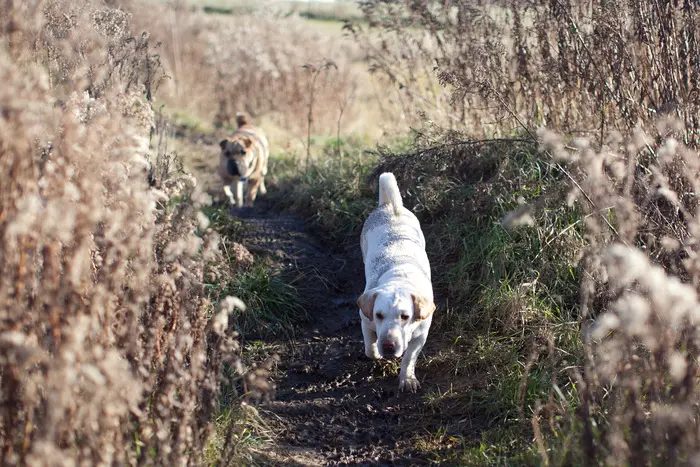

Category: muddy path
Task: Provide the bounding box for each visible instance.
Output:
[231,199,455,466]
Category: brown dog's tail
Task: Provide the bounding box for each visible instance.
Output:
[236,113,248,128]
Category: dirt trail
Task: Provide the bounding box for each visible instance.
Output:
[232,199,441,466]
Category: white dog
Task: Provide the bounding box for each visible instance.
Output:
[357,172,436,392]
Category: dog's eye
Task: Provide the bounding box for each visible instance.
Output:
[401,314,410,321]
[376,312,384,320]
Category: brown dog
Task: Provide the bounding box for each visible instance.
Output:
[218,113,269,207]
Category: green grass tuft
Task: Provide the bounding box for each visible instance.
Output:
[201,204,248,242]
[270,148,379,246]
[225,263,308,340]
[204,404,275,466]
[200,203,306,341]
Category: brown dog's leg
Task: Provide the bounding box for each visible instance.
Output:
[245,178,262,207]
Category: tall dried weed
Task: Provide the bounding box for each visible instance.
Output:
[525,124,700,464]
[356,0,700,145]
[0,1,267,464]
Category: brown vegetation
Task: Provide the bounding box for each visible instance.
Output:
[0,1,269,464]
[124,1,363,137]
[355,0,700,144]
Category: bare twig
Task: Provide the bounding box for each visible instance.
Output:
[302,59,337,173]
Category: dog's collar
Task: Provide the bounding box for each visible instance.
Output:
[240,177,247,182]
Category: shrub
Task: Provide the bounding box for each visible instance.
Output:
[0,1,267,464]
[354,0,700,144]
[524,125,700,465]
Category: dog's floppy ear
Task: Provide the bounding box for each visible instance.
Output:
[412,293,435,321]
[219,139,228,150]
[240,136,253,148]
[357,291,378,321]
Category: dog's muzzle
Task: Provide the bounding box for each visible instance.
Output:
[380,340,403,359]
[226,158,247,177]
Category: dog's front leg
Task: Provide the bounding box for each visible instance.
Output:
[223,184,236,205]
[398,329,429,392]
[361,317,381,360]
[245,179,262,207]
[235,180,245,207]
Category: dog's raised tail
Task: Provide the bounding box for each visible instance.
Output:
[378,172,403,216]
[236,113,248,128]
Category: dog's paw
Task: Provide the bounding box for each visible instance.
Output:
[399,376,420,393]
[364,339,381,359]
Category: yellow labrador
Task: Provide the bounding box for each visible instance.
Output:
[357,173,436,392]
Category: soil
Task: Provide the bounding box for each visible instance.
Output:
[231,199,458,466]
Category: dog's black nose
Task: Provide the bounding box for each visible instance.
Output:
[381,341,396,353]
[226,158,240,176]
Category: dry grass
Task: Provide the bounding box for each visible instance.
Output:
[125,1,385,139]
[354,0,700,145]
[0,1,274,464]
[122,0,408,167]
[525,124,700,465]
